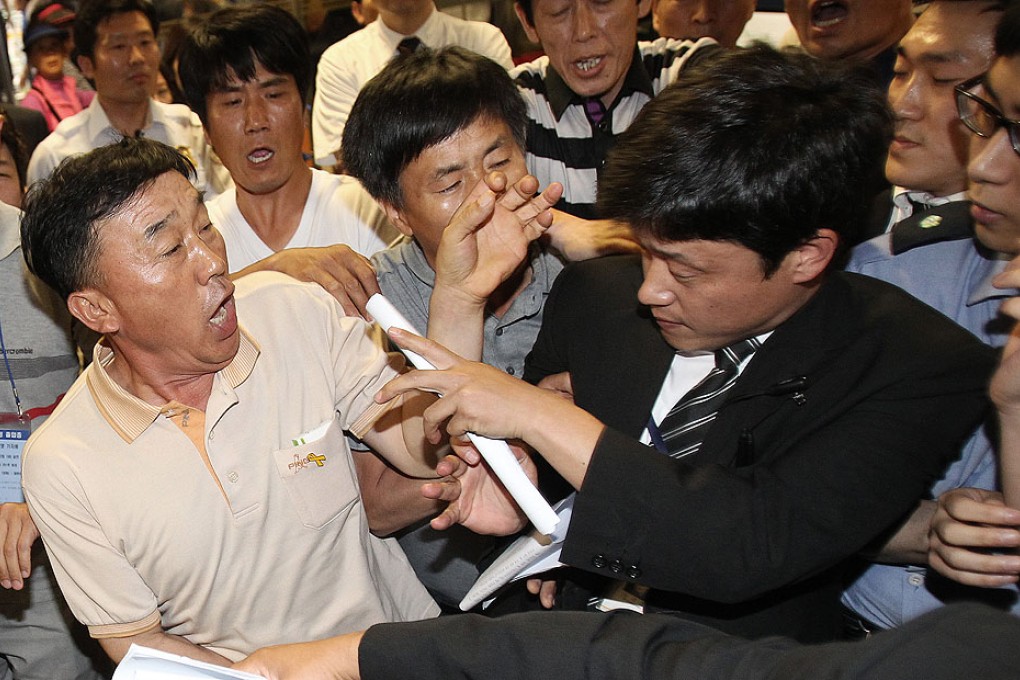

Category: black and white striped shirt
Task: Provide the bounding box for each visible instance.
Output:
[512,37,716,219]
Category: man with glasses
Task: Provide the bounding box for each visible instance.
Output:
[929,0,1020,593]
[956,73,1020,253]
[843,0,1019,635]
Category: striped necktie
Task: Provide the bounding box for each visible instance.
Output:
[657,337,762,459]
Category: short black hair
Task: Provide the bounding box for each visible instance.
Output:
[996,0,1020,55]
[21,138,194,300]
[0,111,28,190]
[74,0,159,60]
[344,46,527,208]
[178,4,312,124]
[598,44,892,275]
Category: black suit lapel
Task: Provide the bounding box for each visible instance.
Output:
[579,301,675,439]
[890,201,973,255]
[694,276,856,467]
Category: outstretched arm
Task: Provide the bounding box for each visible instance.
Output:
[231,245,381,319]
[991,262,1020,510]
[99,627,231,666]
[376,329,603,490]
[234,632,363,680]
[234,605,1020,680]
[924,257,1020,586]
[543,210,640,261]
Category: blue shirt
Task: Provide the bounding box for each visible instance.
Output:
[843,228,1019,627]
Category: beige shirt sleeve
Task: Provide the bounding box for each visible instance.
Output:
[22,440,160,636]
[319,293,402,439]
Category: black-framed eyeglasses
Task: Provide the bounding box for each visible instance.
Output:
[956,74,1020,157]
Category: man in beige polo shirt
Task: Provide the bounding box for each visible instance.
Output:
[16,138,553,666]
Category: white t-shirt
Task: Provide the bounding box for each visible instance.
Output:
[312,6,513,165]
[207,168,399,273]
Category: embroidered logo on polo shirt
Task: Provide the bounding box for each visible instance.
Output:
[287,452,328,472]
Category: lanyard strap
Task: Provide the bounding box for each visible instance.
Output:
[0,312,22,416]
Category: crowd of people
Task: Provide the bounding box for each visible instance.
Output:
[2,0,1020,678]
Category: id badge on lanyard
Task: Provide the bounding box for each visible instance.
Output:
[0,412,31,503]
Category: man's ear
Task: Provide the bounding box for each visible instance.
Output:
[380,201,415,239]
[351,0,369,25]
[76,54,95,81]
[514,2,541,45]
[67,289,119,335]
[649,0,661,29]
[789,228,838,284]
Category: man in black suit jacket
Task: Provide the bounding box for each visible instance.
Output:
[236,603,1020,680]
[367,46,995,642]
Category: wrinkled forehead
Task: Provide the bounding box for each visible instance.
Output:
[97,171,201,242]
[402,114,524,180]
[532,0,637,20]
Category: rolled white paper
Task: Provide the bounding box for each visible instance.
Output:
[366,293,560,536]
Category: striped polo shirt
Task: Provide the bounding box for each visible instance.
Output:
[512,37,717,219]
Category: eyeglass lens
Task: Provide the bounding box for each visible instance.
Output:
[957,88,1020,156]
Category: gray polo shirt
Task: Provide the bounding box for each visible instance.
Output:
[372,238,564,378]
[371,237,564,604]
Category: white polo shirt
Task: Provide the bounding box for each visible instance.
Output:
[27,97,232,197]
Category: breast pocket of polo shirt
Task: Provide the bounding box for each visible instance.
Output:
[273,419,360,529]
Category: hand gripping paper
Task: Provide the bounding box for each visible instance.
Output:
[366,293,559,536]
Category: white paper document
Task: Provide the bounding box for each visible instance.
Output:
[112,645,265,680]
[459,493,576,611]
